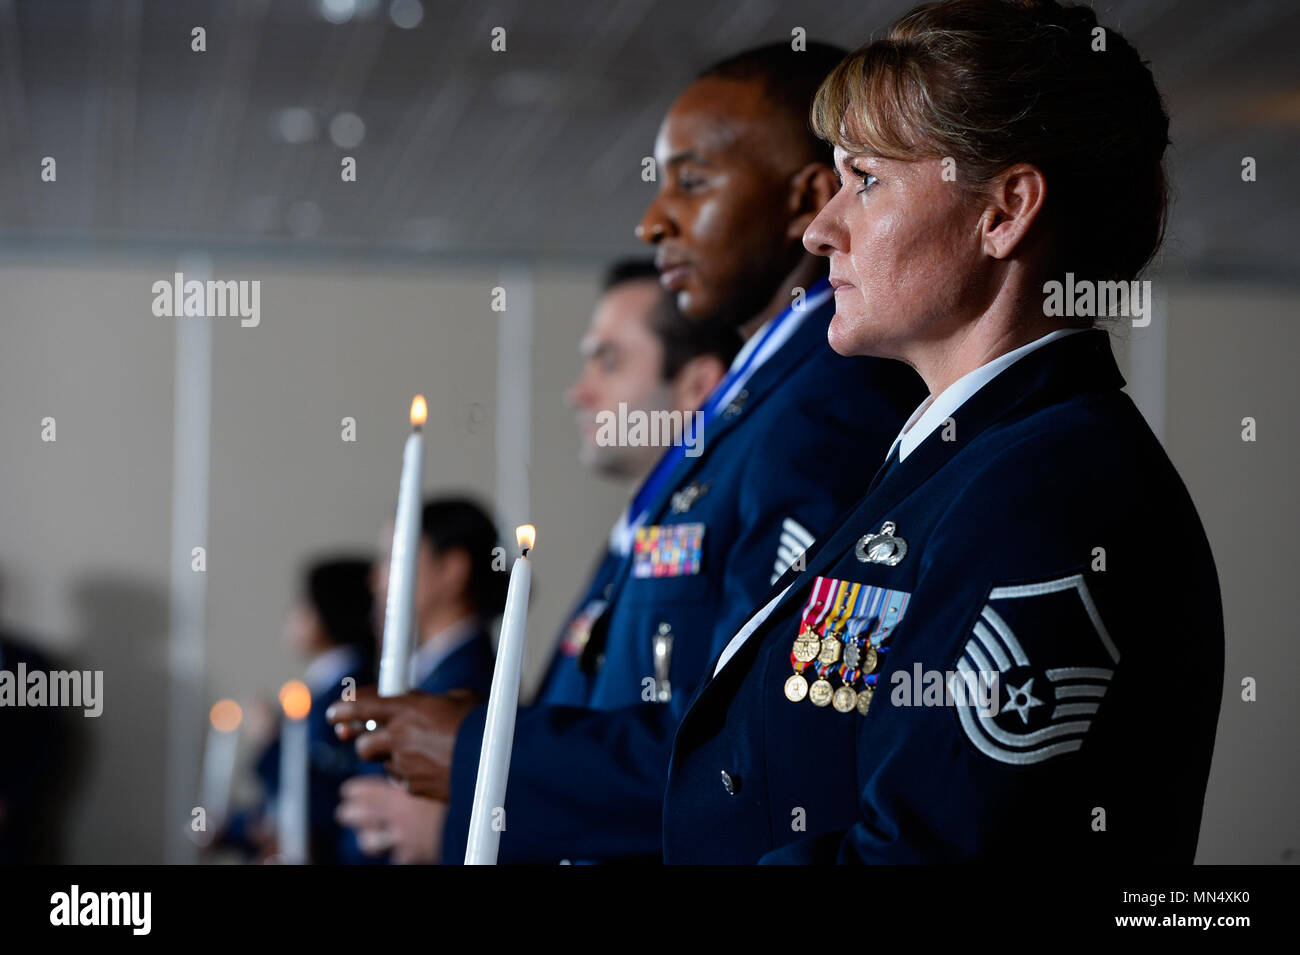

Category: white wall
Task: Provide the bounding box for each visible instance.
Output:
[1160,282,1300,864]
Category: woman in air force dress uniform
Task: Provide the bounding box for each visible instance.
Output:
[662,0,1224,864]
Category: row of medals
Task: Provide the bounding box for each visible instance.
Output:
[785,624,878,714]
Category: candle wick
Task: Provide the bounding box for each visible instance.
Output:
[521,547,531,558]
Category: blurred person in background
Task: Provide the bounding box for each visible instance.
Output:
[335,497,505,863]
[219,556,375,864]
[537,259,740,707]
[0,573,74,864]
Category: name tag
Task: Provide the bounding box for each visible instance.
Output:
[633,522,705,578]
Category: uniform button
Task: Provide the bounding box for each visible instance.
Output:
[720,770,740,795]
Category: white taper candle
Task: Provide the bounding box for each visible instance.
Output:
[277,681,311,865]
[378,395,427,696]
[200,699,242,829]
[464,524,535,865]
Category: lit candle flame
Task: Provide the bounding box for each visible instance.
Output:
[209,699,243,733]
[410,395,428,428]
[516,524,536,553]
[279,680,312,720]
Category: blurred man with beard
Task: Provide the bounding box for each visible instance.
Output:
[540,259,740,706]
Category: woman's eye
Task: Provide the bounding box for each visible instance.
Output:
[851,168,877,193]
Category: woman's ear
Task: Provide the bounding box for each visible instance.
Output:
[787,162,839,242]
[980,163,1047,260]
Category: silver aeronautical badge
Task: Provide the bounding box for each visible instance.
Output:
[855,521,907,566]
[671,481,711,515]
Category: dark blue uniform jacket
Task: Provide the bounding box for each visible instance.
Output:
[664,329,1224,864]
[534,549,622,707]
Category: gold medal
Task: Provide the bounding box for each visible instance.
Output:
[861,645,878,674]
[832,685,857,713]
[784,673,809,702]
[855,685,874,715]
[817,635,842,666]
[809,678,833,707]
[792,627,820,663]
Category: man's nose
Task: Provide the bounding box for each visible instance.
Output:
[566,372,594,409]
[635,220,666,243]
[636,196,671,245]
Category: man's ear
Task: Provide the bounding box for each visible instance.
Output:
[980,162,1047,260]
[786,163,838,242]
[673,354,728,412]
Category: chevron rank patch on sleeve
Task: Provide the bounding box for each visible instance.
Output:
[951,573,1119,766]
[771,517,815,585]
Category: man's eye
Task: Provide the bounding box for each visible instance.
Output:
[677,173,706,192]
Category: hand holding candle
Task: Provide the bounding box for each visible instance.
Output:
[377,395,427,697]
[326,688,479,801]
[464,524,535,865]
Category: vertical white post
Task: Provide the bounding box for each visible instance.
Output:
[165,252,212,863]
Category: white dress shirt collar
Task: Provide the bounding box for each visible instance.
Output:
[303,644,362,697]
[888,328,1089,463]
[711,282,832,413]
